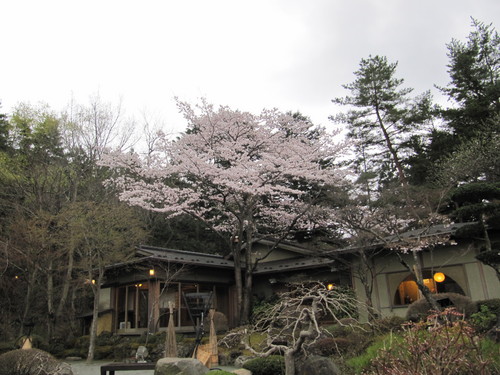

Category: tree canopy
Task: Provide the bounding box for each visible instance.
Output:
[103,98,348,323]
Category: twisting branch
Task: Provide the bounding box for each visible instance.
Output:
[236,282,361,375]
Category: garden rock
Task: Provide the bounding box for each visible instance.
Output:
[296,355,341,375]
[155,357,208,375]
[0,348,73,375]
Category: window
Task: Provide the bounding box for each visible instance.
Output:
[116,283,149,329]
[394,271,465,306]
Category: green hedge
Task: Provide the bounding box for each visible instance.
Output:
[243,355,285,375]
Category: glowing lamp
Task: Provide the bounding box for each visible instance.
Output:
[327,283,334,291]
[91,279,96,285]
[433,272,445,283]
[149,269,155,277]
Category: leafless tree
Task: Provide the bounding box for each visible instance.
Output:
[236,282,360,375]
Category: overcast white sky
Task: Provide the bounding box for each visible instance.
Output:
[1,0,499,135]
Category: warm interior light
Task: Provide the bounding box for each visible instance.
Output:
[149,269,155,276]
[91,279,96,285]
[433,272,446,283]
[327,283,334,290]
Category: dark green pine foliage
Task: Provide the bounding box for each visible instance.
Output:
[448,182,500,281]
[440,18,500,140]
[414,19,500,184]
[0,104,10,153]
[332,55,434,188]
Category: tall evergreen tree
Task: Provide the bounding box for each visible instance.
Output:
[440,18,499,140]
[332,55,434,187]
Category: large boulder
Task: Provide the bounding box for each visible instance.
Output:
[155,357,208,375]
[0,348,73,375]
[296,355,341,375]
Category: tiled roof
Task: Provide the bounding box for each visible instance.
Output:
[137,245,234,269]
[253,256,333,274]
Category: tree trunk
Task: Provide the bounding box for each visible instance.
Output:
[358,250,379,321]
[20,268,38,336]
[284,350,296,375]
[87,275,101,362]
[375,106,407,186]
[241,260,253,324]
[240,224,254,324]
[47,258,55,340]
[56,241,75,319]
[412,250,441,311]
[232,240,243,326]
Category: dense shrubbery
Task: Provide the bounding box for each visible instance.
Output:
[472,299,500,333]
[352,309,499,375]
[406,293,476,321]
[243,355,285,375]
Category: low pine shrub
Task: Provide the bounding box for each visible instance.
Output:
[471,305,497,333]
[243,355,285,375]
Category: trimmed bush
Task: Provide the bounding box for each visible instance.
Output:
[243,355,285,375]
[206,371,235,375]
[372,315,406,334]
[93,345,114,360]
[471,305,497,332]
[310,337,356,356]
[477,298,500,316]
[406,293,476,321]
[0,348,73,375]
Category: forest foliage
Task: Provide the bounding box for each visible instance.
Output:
[0,18,497,350]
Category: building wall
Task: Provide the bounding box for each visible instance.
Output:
[97,312,113,334]
[99,287,112,310]
[353,242,500,320]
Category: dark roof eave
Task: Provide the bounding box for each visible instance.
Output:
[325,222,477,256]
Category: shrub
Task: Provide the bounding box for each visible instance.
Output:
[471,305,498,333]
[207,371,235,375]
[93,345,114,359]
[406,293,476,321]
[0,342,16,355]
[372,315,406,334]
[346,333,402,374]
[243,355,285,375]
[364,308,498,375]
[477,298,500,317]
[0,348,72,375]
[310,337,355,356]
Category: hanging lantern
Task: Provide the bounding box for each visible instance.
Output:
[149,269,155,276]
[433,272,445,283]
[327,283,334,290]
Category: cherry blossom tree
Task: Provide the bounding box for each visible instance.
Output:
[103,99,348,324]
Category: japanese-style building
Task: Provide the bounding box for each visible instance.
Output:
[92,223,500,335]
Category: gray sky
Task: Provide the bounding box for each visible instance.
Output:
[1,0,499,134]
